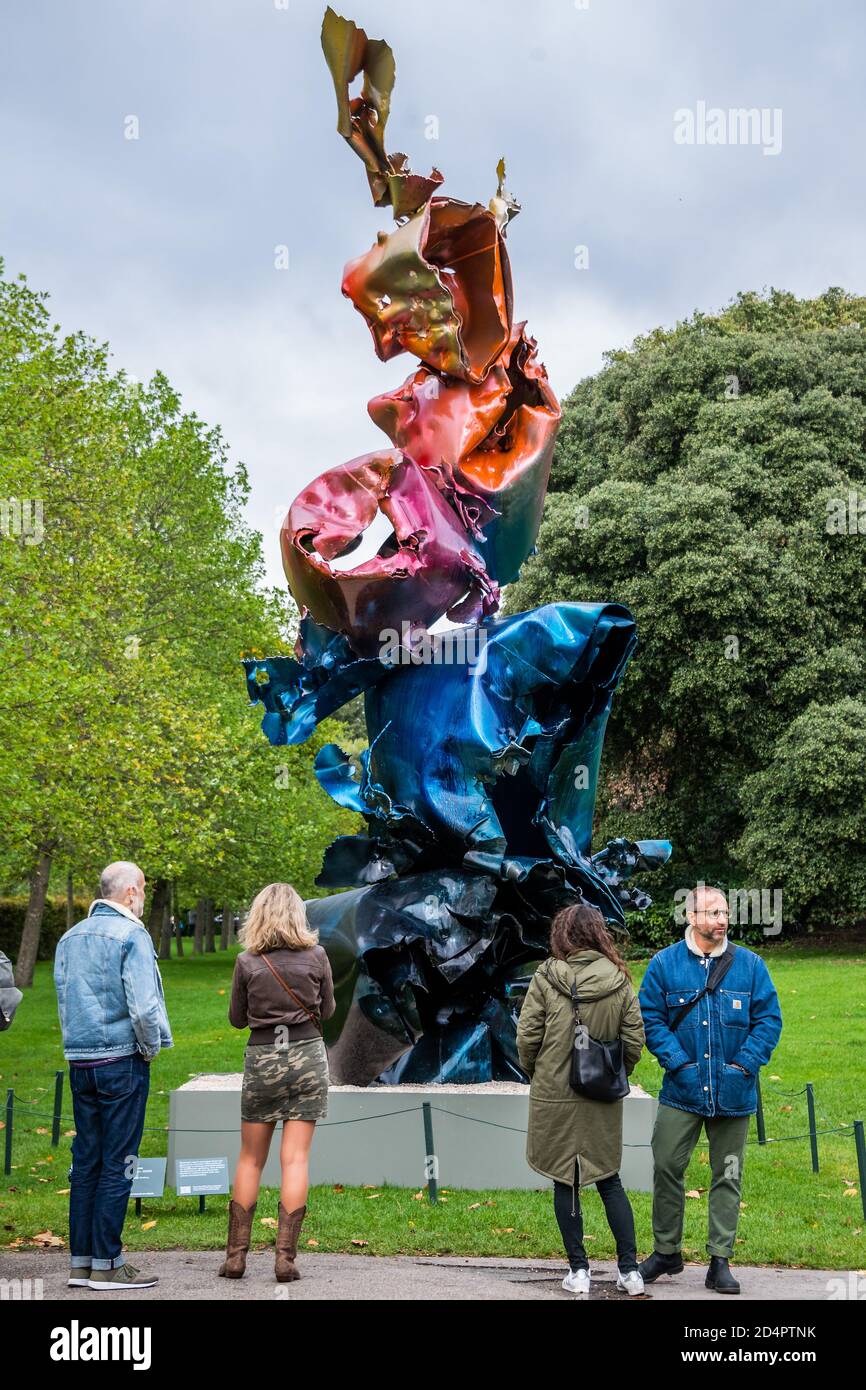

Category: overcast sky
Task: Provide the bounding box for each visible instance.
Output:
[2,0,864,585]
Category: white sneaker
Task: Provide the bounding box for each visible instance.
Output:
[562,1268,591,1294]
[616,1269,645,1296]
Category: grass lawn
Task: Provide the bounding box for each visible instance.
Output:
[1,942,864,1268]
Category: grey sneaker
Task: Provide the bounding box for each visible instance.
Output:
[562,1268,591,1294]
[88,1264,158,1290]
[68,1267,91,1287]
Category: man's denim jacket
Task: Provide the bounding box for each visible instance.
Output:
[54,901,173,1061]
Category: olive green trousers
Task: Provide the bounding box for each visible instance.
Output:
[651,1102,750,1258]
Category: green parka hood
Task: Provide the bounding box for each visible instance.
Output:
[542,950,632,1004]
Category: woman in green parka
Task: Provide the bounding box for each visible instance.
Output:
[516,902,646,1296]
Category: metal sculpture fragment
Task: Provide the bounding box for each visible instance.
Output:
[243,8,670,1084]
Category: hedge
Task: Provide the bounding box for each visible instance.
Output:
[0,897,91,962]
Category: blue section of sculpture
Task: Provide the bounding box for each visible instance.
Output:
[244,603,671,1084]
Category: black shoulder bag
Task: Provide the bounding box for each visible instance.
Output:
[668,943,737,1032]
[542,962,630,1103]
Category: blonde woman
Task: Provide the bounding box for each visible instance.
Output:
[218,882,335,1282]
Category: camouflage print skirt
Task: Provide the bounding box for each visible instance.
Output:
[241,1038,330,1123]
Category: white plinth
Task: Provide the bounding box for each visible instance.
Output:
[167,1079,657,1191]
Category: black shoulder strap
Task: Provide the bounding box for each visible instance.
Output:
[669,943,737,1032]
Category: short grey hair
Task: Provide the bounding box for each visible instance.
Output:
[99,861,143,901]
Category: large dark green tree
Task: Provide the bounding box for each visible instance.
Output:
[508,289,866,925]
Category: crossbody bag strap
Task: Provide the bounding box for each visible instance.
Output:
[668,943,737,1032]
[541,961,596,1026]
[259,953,323,1034]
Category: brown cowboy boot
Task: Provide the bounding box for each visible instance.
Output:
[218,1199,256,1278]
[274,1201,306,1282]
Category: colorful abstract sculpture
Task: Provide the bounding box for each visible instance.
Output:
[244,8,670,1084]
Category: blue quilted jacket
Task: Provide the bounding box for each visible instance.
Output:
[638,938,782,1117]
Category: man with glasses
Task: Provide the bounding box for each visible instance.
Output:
[637,884,782,1293]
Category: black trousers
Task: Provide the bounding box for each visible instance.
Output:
[553,1166,638,1273]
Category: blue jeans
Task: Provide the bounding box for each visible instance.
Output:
[68,1054,150,1269]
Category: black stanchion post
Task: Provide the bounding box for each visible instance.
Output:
[51,1069,63,1147]
[755,1071,766,1145]
[422,1102,438,1205]
[854,1121,866,1222]
[199,1195,206,1215]
[4,1089,12,1176]
[806,1083,819,1173]
[135,1198,142,1217]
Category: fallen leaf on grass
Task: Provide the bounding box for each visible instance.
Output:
[141,1220,157,1231]
[31,1231,66,1248]
[493,1227,515,1234]
[57,1189,70,1196]
[842,1188,859,1198]
[306,1239,319,1247]
[365,1193,381,1200]
[685,1190,704,1199]
[259,1217,278,1228]
[350,1239,368,1247]
[332,1184,344,1193]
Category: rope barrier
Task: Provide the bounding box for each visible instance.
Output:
[5,1092,858,1148]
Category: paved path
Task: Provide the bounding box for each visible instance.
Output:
[0,1251,846,1301]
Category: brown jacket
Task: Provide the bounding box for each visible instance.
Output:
[229,946,336,1042]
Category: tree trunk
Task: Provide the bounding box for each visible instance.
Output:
[193,897,205,954]
[174,883,185,957]
[220,902,231,951]
[146,878,169,948]
[204,898,215,953]
[66,870,75,929]
[14,845,53,988]
[158,899,172,960]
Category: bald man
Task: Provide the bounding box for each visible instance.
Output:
[54,861,173,1290]
[637,884,782,1294]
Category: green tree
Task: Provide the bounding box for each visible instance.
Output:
[508,289,866,924]
[0,264,355,980]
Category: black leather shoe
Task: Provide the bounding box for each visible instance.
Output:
[638,1250,684,1282]
[706,1256,740,1293]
